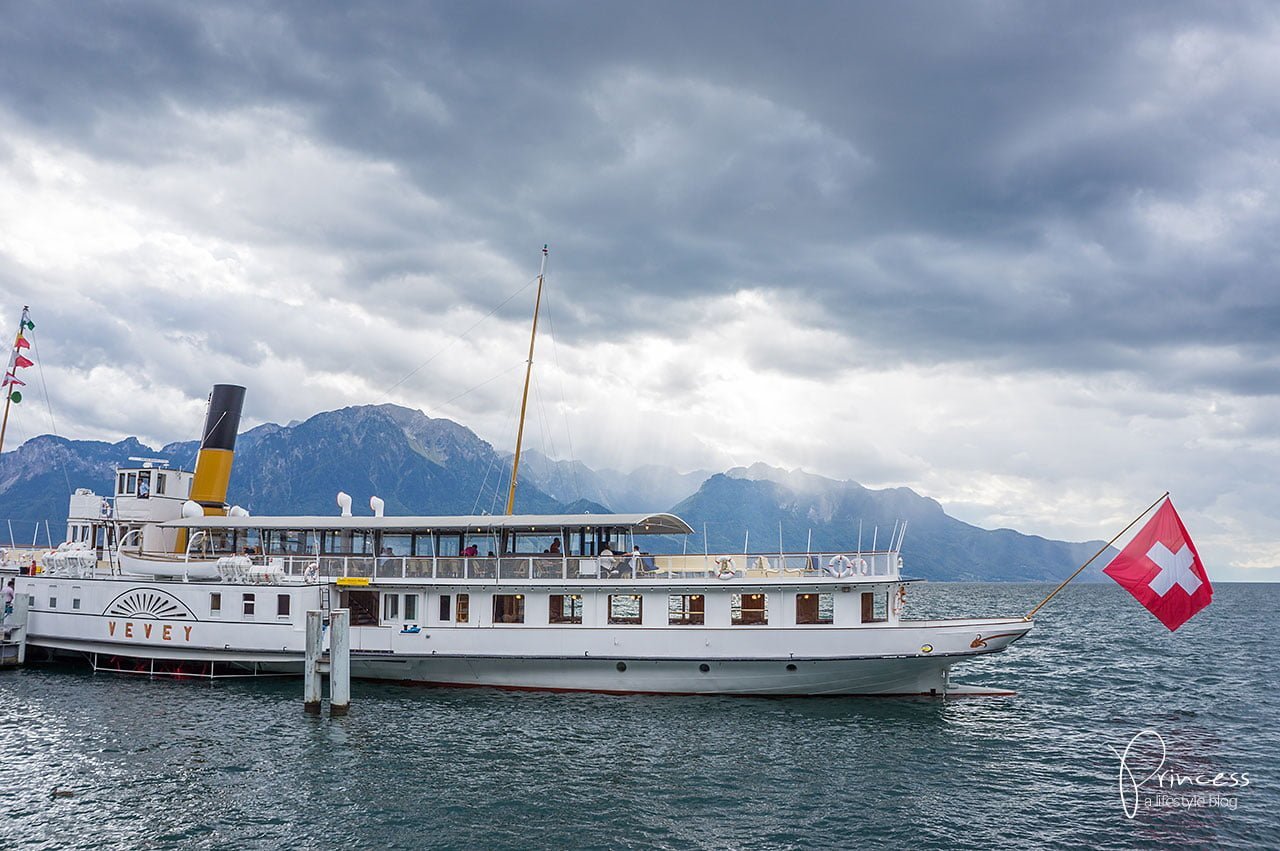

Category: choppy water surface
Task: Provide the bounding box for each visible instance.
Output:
[2,583,1277,849]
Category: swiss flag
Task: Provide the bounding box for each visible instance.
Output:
[1103,499,1212,631]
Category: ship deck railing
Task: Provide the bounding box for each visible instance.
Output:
[228,551,903,583]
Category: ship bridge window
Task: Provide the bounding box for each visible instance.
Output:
[549,594,582,624]
[608,594,642,625]
[137,471,151,499]
[861,592,888,624]
[797,593,834,625]
[493,594,524,624]
[154,472,166,496]
[669,594,705,625]
[731,593,768,626]
[125,473,136,495]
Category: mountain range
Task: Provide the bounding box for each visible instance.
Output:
[0,403,1106,581]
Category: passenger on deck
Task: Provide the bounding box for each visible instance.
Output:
[549,538,561,554]
[3,579,14,625]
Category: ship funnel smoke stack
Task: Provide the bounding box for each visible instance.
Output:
[189,384,246,516]
[337,491,353,517]
[370,496,385,518]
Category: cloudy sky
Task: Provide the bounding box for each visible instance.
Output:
[2,2,1277,578]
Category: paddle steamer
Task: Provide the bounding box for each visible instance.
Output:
[6,253,1032,695]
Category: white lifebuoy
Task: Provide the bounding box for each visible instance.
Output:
[715,556,735,580]
[826,554,851,578]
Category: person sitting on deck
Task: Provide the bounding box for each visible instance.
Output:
[549,537,561,554]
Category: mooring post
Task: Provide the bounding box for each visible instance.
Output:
[303,610,322,714]
[329,608,350,716]
[13,592,29,665]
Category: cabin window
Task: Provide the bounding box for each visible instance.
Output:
[154,473,166,495]
[117,473,126,495]
[323,530,370,555]
[493,594,524,624]
[797,593,834,625]
[457,593,470,623]
[439,594,451,622]
[412,533,435,557]
[72,586,82,611]
[125,473,136,494]
[549,594,582,624]
[861,592,888,624]
[48,585,58,609]
[277,594,291,618]
[137,471,151,499]
[403,594,418,622]
[243,593,256,617]
[266,530,316,556]
[382,534,412,556]
[383,593,400,621]
[210,593,222,617]
[608,594,643,625]
[731,593,768,625]
[668,594,705,625]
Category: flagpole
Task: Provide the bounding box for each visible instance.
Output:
[1023,491,1170,621]
[504,246,548,516]
[0,306,31,457]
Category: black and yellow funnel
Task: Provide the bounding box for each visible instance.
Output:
[190,383,246,516]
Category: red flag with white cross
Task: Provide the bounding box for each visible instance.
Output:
[1102,499,1212,631]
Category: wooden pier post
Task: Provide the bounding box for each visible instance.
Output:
[303,610,322,714]
[1,592,29,667]
[329,608,350,716]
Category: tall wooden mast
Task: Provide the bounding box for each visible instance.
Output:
[505,246,549,515]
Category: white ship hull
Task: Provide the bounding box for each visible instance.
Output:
[16,572,1029,696]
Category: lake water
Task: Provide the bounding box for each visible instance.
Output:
[2,582,1277,849]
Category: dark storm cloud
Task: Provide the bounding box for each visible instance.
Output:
[2,0,1277,392]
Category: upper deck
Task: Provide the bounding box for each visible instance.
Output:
[147,512,903,583]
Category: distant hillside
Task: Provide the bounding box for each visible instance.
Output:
[0,405,1108,580]
[672,464,1105,582]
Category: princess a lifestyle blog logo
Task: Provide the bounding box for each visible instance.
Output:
[1111,730,1252,818]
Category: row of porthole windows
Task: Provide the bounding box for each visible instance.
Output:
[614,662,801,673]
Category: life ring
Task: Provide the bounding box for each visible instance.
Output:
[715,556,736,580]
[826,554,852,578]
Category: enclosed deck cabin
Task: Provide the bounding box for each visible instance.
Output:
[64,460,196,559]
